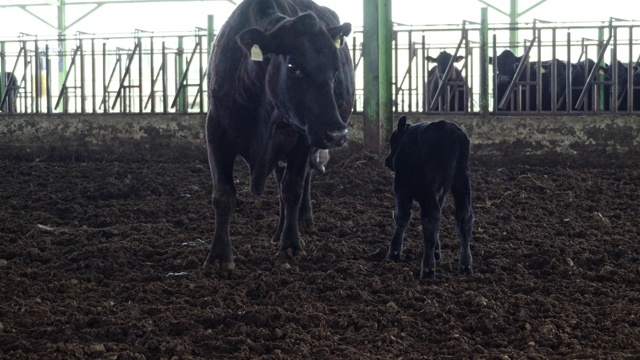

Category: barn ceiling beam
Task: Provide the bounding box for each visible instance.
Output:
[478,0,549,53]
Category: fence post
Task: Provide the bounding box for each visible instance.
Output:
[479,7,489,114]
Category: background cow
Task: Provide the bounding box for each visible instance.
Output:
[384,115,473,280]
[204,0,355,271]
[1,72,19,113]
[572,58,608,111]
[604,60,639,111]
[424,51,468,112]
[489,49,538,111]
[536,59,579,111]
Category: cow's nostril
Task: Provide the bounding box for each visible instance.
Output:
[325,128,348,147]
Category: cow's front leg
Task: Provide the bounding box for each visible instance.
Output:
[298,169,315,232]
[276,150,310,258]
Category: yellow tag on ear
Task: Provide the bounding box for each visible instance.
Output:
[334,38,341,49]
[599,69,605,75]
[250,44,263,61]
[539,67,546,74]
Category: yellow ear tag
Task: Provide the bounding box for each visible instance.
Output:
[599,69,605,75]
[334,38,341,49]
[539,67,546,74]
[250,44,263,61]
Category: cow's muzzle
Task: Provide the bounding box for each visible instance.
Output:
[322,127,348,148]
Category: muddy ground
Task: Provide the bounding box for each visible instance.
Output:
[1,144,639,359]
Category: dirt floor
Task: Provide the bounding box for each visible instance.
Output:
[1,144,639,359]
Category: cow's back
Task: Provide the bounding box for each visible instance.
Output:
[394,120,469,187]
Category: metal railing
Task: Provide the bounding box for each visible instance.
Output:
[1,19,640,115]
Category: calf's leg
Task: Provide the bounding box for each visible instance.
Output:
[418,197,442,280]
[387,191,412,261]
[452,169,474,275]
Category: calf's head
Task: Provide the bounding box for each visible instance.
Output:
[237,13,352,149]
[384,115,411,172]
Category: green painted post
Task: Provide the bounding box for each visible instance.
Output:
[177,35,185,112]
[207,15,214,57]
[509,0,518,53]
[58,0,67,92]
[479,7,489,114]
[378,0,392,151]
[363,1,380,153]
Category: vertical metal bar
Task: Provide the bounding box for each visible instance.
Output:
[138,37,143,113]
[91,38,96,113]
[199,34,204,113]
[378,0,393,149]
[363,0,380,152]
[150,36,156,113]
[162,41,168,113]
[46,45,52,114]
[80,39,86,113]
[407,30,412,112]
[102,42,107,113]
[35,40,41,113]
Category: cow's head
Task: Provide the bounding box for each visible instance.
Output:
[536,59,579,107]
[237,13,352,149]
[489,49,529,85]
[604,60,638,104]
[385,115,411,171]
[426,51,464,81]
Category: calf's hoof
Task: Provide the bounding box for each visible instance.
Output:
[420,268,436,281]
[386,250,402,262]
[202,259,235,272]
[458,264,473,276]
[277,248,307,259]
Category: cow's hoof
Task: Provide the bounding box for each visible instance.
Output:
[300,216,315,233]
[458,265,473,276]
[220,261,236,272]
[277,248,307,259]
[420,268,436,281]
[386,250,402,262]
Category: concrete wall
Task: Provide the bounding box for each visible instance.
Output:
[0,113,638,167]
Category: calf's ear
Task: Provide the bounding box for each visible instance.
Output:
[327,23,352,48]
[397,115,407,133]
[237,28,276,60]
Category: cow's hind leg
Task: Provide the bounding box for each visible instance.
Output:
[418,195,442,280]
[452,168,474,275]
[203,130,237,272]
[387,190,412,262]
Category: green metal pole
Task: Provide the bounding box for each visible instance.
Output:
[177,36,185,112]
[509,0,518,53]
[378,0,392,151]
[479,7,489,114]
[58,0,67,91]
[207,15,214,56]
[363,1,380,153]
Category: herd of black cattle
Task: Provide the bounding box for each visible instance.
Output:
[425,48,640,112]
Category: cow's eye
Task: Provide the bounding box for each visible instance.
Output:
[288,63,303,77]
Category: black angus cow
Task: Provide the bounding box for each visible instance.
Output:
[424,51,468,112]
[536,59,579,111]
[604,60,639,111]
[384,115,473,280]
[1,72,19,113]
[204,0,355,271]
[571,59,608,111]
[489,49,538,111]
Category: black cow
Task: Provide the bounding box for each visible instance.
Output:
[425,51,468,112]
[489,49,538,111]
[204,0,355,271]
[384,115,473,280]
[571,58,608,111]
[604,60,639,111]
[1,72,19,113]
[536,59,579,111]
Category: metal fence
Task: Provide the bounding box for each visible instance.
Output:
[1,18,640,115]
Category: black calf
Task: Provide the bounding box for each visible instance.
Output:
[384,115,474,280]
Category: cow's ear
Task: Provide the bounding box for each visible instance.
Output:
[237,28,276,60]
[327,23,352,48]
[397,115,408,133]
[454,55,464,63]
[426,55,436,63]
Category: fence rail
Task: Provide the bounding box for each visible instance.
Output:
[2,19,640,115]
